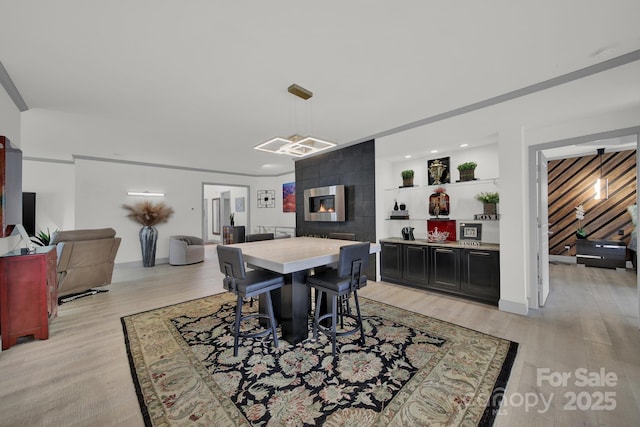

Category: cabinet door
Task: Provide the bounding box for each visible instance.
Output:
[429,247,460,291]
[461,249,500,303]
[380,242,403,280]
[404,245,428,285]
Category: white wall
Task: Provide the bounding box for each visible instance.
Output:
[22,160,75,234]
[249,177,297,236]
[21,157,295,265]
[0,82,20,147]
[0,80,22,255]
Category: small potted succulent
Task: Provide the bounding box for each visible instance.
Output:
[457,161,477,181]
[475,192,499,215]
[401,169,415,187]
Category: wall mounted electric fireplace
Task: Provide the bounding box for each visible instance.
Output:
[304,185,345,222]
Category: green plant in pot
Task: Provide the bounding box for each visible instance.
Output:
[475,192,499,215]
[401,169,415,187]
[457,161,477,181]
[31,227,58,246]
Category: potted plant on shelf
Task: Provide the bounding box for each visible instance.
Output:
[401,169,415,187]
[457,161,477,181]
[122,200,174,267]
[475,192,499,215]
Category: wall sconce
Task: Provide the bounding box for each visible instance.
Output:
[594,148,608,200]
[127,191,165,197]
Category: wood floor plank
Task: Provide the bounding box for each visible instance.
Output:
[0,245,638,426]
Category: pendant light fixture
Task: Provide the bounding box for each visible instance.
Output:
[254,84,336,157]
[594,148,608,200]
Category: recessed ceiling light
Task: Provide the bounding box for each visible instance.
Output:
[404,155,412,159]
[460,144,469,148]
[430,149,438,154]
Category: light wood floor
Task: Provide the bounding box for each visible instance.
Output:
[0,247,638,426]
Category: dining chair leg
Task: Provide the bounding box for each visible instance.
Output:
[331,294,338,358]
[264,290,279,349]
[313,290,323,340]
[234,295,244,357]
[353,291,365,346]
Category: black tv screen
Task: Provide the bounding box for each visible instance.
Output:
[22,192,36,236]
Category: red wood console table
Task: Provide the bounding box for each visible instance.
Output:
[0,246,58,350]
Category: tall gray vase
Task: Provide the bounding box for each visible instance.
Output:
[139,225,158,267]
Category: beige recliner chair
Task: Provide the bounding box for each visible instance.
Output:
[50,228,121,298]
[169,235,205,265]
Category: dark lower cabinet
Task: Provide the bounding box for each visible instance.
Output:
[576,239,626,269]
[380,242,403,280]
[429,246,461,292]
[380,240,500,305]
[404,245,429,285]
[461,249,500,304]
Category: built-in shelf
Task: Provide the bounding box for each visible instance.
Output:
[384,178,499,192]
[386,217,500,222]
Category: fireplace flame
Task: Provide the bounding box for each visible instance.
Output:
[318,203,334,213]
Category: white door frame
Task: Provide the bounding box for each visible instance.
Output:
[537,150,550,306]
[527,126,640,315]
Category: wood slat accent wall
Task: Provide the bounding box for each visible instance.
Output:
[548,149,636,256]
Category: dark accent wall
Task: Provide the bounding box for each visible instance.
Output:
[295,140,376,274]
[548,149,636,256]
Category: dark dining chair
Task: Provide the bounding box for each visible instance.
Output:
[244,232,276,306]
[306,242,370,358]
[217,245,284,356]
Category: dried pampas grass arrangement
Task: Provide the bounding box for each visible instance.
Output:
[123,201,174,226]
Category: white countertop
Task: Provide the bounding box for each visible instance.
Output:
[229,236,381,274]
[380,237,500,251]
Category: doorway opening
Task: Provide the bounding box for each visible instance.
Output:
[202,183,249,244]
[528,127,639,319]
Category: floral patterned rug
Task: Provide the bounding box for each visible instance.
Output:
[122,292,517,426]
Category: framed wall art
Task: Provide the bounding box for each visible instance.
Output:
[235,197,245,212]
[427,156,451,185]
[257,190,275,208]
[460,222,482,240]
[282,182,295,212]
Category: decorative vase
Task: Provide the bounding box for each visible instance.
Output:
[429,192,450,217]
[139,225,158,267]
[393,201,399,211]
[399,203,406,211]
[576,230,587,239]
[483,202,497,215]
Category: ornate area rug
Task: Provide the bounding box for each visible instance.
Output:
[122,293,517,426]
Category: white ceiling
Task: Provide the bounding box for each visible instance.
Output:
[1,1,639,175]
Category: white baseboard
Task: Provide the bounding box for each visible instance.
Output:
[499,299,528,316]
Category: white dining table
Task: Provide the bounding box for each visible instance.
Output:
[228,236,380,344]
